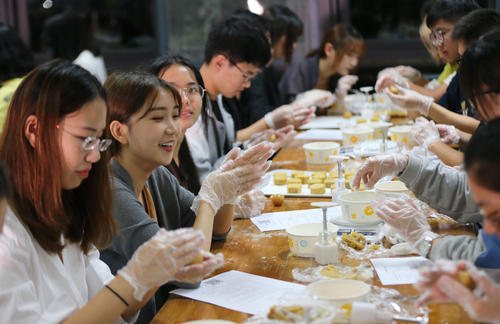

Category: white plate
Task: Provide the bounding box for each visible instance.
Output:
[260,169,333,198]
[299,116,358,130]
[352,140,398,158]
[331,212,383,227]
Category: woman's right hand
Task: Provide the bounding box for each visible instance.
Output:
[118,228,205,301]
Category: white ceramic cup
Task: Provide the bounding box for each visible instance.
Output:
[338,191,380,224]
[342,126,374,146]
[303,142,340,164]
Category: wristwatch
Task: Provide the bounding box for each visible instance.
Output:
[415,232,441,257]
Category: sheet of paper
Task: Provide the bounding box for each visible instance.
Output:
[371,256,433,285]
[171,270,306,315]
[251,206,342,232]
[294,129,343,141]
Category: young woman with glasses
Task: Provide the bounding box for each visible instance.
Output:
[0,60,209,323]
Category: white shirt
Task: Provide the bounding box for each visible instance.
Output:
[0,206,131,324]
[73,50,107,85]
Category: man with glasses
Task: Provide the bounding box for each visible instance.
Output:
[184,14,270,182]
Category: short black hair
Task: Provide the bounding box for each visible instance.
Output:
[459,29,500,101]
[204,14,271,67]
[264,5,303,62]
[452,9,500,45]
[0,23,34,81]
[0,163,9,199]
[426,0,480,28]
[43,10,100,60]
[465,117,500,192]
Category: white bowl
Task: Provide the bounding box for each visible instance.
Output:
[389,125,417,147]
[375,180,411,198]
[303,142,340,164]
[341,127,374,146]
[307,279,371,306]
[365,121,392,139]
[286,222,339,257]
[338,191,380,224]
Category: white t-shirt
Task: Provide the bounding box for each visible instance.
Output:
[73,50,107,85]
[0,206,131,323]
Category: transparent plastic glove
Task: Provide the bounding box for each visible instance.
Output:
[394,65,422,83]
[192,163,270,213]
[271,125,296,151]
[410,117,440,149]
[372,196,434,246]
[351,153,409,189]
[436,124,460,145]
[244,126,296,152]
[173,250,224,283]
[375,72,409,93]
[384,86,433,116]
[438,268,500,324]
[335,75,359,98]
[293,89,337,108]
[416,259,470,305]
[118,228,205,301]
[265,104,316,129]
[233,189,266,219]
[222,142,274,171]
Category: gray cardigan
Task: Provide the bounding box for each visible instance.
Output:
[101,160,220,323]
[399,155,500,281]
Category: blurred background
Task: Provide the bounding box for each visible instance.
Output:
[1,0,498,86]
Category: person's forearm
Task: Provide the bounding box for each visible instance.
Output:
[457,129,472,145]
[236,118,268,142]
[408,82,446,101]
[213,204,233,235]
[428,103,480,133]
[427,142,464,166]
[193,201,216,250]
[62,275,155,324]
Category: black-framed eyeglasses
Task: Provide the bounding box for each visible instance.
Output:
[227,57,257,83]
[56,125,112,152]
[176,84,206,101]
[430,28,449,46]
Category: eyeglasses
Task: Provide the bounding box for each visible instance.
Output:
[429,29,449,46]
[227,57,258,83]
[56,125,112,152]
[468,89,500,110]
[176,85,205,101]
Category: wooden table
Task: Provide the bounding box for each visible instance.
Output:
[152,139,476,324]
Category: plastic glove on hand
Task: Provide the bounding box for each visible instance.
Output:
[118,228,205,301]
[272,125,297,151]
[436,124,460,145]
[293,89,336,108]
[438,268,500,324]
[416,259,470,305]
[410,117,440,149]
[394,65,422,83]
[229,142,274,171]
[335,75,359,98]
[375,72,409,93]
[234,189,266,219]
[193,163,270,213]
[173,250,224,284]
[372,196,433,246]
[350,153,409,189]
[384,86,433,116]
